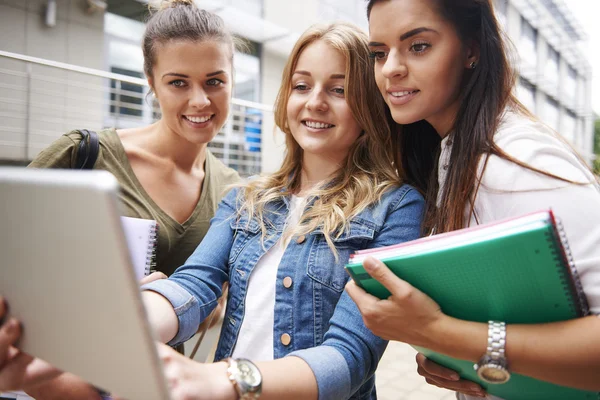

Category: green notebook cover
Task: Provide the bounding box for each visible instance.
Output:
[346,212,596,400]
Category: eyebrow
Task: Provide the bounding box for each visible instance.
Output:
[399,27,438,41]
[162,70,227,79]
[368,27,438,46]
[293,71,345,79]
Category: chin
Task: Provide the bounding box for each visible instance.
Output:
[388,109,424,126]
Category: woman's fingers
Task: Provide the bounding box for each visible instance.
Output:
[0,318,21,367]
[416,353,487,397]
[416,353,460,380]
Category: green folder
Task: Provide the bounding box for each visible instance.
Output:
[346,210,597,400]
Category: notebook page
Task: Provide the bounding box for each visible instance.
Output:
[120,216,158,281]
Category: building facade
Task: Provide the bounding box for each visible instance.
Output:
[495,0,594,160]
[0,0,595,173]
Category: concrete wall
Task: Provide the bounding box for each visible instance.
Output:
[0,0,105,161]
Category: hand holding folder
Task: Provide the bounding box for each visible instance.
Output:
[346,210,597,400]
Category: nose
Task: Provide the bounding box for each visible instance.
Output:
[381,49,407,80]
[305,87,328,112]
[190,86,211,108]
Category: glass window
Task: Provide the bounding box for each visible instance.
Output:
[562,111,577,144]
[565,66,578,102]
[545,46,559,87]
[519,18,538,68]
[543,98,559,131]
[516,79,536,112]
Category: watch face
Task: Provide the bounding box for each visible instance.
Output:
[237,359,262,387]
[478,365,510,384]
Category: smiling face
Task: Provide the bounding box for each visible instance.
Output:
[369,0,477,135]
[148,39,232,145]
[286,40,362,162]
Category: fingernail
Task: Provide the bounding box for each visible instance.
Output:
[450,373,460,381]
[5,318,18,332]
[363,258,379,272]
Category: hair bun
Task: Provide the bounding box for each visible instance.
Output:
[148,0,194,11]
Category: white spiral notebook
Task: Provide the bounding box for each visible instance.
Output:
[120,216,159,281]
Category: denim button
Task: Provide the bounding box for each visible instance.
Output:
[296,235,306,244]
[280,333,291,346]
[283,276,293,288]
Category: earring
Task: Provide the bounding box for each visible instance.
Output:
[470,61,477,69]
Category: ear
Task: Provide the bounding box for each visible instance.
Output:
[465,39,481,69]
[147,75,156,97]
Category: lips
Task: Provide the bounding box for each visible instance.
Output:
[386,88,420,106]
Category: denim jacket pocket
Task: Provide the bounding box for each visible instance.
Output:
[307,220,375,292]
[229,214,261,265]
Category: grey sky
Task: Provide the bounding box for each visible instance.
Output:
[569,0,600,115]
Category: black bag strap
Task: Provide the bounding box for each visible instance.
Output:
[75,129,100,170]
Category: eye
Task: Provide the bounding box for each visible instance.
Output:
[169,79,186,87]
[293,83,309,91]
[331,87,345,96]
[369,50,388,61]
[410,42,431,54]
[207,78,224,86]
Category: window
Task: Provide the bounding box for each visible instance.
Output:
[565,66,578,103]
[562,111,577,144]
[110,67,144,118]
[519,18,538,68]
[545,46,559,87]
[516,79,536,112]
[543,98,559,131]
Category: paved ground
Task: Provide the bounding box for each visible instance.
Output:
[376,341,457,400]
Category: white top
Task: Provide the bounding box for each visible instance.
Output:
[446,111,600,400]
[230,196,306,361]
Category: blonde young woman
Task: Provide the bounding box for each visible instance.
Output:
[0,22,424,400]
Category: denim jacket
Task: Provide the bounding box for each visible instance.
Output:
[143,184,424,400]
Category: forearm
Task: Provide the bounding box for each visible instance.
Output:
[208,357,318,400]
[24,372,101,400]
[431,315,600,390]
[142,291,179,343]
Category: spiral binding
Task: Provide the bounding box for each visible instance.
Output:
[146,223,159,276]
[549,217,590,317]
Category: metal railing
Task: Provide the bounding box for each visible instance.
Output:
[0,50,272,176]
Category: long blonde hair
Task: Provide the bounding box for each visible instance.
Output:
[236,22,400,254]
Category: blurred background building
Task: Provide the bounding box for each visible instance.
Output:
[0,0,595,175]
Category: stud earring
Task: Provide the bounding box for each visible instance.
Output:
[470,61,477,69]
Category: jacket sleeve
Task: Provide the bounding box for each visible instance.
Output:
[288,186,425,400]
[141,187,239,346]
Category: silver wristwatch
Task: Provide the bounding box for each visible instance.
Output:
[473,321,511,384]
[226,357,262,399]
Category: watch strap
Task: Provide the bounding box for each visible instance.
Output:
[486,321,507,361]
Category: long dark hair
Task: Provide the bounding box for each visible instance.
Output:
[367,0,572,234]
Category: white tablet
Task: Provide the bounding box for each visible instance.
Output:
[0,167,171,400]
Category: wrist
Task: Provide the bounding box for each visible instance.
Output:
[214,361,238,400]
[427,316,488,362]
